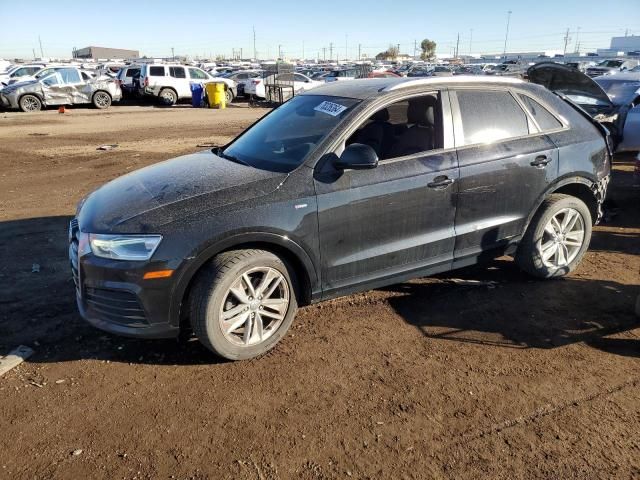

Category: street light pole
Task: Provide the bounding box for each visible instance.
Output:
[502,10,512,60]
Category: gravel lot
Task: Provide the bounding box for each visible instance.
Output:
[0,104,638,479]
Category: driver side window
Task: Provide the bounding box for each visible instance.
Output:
[345,92,443,160]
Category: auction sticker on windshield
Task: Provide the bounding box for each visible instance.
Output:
[314,101,348,117]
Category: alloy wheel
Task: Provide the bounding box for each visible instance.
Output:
[218,267,290,347]
[22,96,39,112]
[538,207,585,268]
[94,92,110,107]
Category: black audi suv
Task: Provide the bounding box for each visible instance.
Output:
[70,76,611,360]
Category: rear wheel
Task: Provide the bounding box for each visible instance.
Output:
[92,91,112,109]
[159,88,177,106]
[19,94,42,112]
[516,194,592,278]
[190,249,298,360]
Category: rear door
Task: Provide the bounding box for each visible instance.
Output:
[450,88,559,265]
[40,72,69,105]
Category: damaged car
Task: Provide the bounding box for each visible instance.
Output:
[70,76,611,360]
[528,62,640,152]
[0,66,122,112]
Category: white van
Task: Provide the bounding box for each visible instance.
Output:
[138,64,237,105]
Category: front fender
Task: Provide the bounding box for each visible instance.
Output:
[168,231,320,327]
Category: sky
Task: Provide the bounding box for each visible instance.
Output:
[0,0,639,60]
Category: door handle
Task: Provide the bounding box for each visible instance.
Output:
[428,176,454,189]
[530,155,551,167]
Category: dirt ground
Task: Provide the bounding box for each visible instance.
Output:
[0,104,638,480]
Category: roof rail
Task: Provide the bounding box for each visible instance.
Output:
[385,75,524,92]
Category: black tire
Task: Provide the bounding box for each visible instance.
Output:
[159,88,177,106]
[225,88,234,104]
[516,194,592,278]
[19,94,42,112]
[190,249,298,360]
[92,91,112,109]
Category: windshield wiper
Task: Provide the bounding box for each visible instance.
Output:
[218,150,251,167]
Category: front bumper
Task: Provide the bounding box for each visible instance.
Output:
[69,219,180,339]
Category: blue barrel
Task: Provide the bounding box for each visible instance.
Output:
[190,83,204,107]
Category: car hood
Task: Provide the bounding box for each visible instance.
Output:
[78,150,287,232]
[527,62,614,110]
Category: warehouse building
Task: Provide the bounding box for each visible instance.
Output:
[72,46,139,60]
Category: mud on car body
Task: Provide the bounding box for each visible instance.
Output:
[70,76,611,360]
[0,67,121,112]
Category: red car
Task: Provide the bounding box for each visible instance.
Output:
[368,70,400,78]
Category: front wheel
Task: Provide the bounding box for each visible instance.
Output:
[516,194,592,278]
[19,94,42,112]
[225,88,234,104]
[190,249,298,360]
[159,88,177,106]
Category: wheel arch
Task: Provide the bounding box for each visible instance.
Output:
[171,233,319,330]
[19,92,44,107]
[521,175,600,239]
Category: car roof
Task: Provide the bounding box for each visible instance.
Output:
[301,76,526,100]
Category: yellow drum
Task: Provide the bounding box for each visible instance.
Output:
[206,82,226,109]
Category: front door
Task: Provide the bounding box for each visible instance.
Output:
[315,91,459,296]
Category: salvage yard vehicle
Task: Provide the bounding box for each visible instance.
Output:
[70,76,611,360]
[116,65,141,98]
[245,72,323,99]
[138,63,236,105]
[0,63,50,86]
[0,67,122,112]
[528,62,640,152]
[586,59,639,77]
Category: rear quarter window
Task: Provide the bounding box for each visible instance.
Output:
[518,94,563,131]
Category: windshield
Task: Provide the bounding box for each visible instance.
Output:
[222,95,360,173]
[599,60,624,68]
[595,78,640,106]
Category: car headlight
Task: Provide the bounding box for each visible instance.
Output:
[88,234,162,261]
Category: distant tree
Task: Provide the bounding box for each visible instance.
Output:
[420,39,437,61]
[376,44,400,61]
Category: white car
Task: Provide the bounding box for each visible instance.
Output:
[245,72,323,99]
[224,70,262,96]
[138,64,237,105]
[0,63,50,86]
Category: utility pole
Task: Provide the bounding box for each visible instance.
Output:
[396,43,400,59]
[253,25,257,60]
[240,48,243,60]
[455,32,460,58]
[502,10,512,60]
[278,44,282,60]
[329,43,333,62]
[345,34,348,61]
[574,26,581,54]
[38,35,44,58]
[563,28,571,56]
[469,28,473,55]
[171,47,175,61]
[323,47,327,62]
[32,48,36,60]
[358,44,362,61]
[413,40,417,59]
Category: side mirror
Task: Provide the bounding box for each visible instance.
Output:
[334,143,378,170]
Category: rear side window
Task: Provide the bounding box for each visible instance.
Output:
[455,90,529,146]
[149,66,165,76]
[518,94,563,131]
[126,68,140,78]
[169,66,185,78]
[59,68,81,84]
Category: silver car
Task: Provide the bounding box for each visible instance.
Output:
[0,67,122,112]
